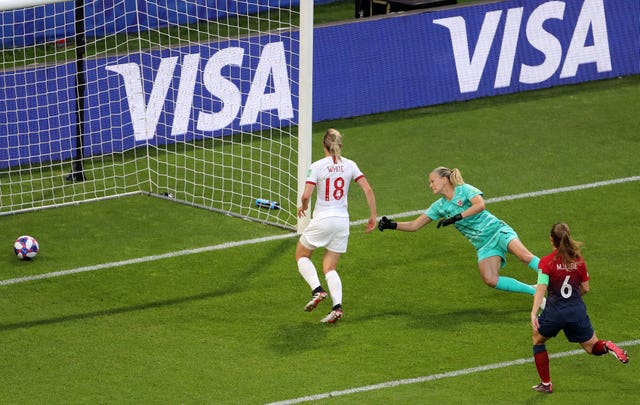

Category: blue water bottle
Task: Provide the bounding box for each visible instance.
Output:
[255,198,280,210]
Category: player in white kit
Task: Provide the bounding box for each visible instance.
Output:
[296,128,377,323]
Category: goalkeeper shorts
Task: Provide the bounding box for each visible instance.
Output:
[476,226,518,268]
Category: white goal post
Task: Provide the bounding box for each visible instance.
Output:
[0,0,313,232]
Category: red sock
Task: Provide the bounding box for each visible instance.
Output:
[592,340,607,356]
[533,345,551,383]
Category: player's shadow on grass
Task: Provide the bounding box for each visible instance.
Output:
[0,290,233,332]
[407,307,526,329]
[345,307,525,329]
[0,239,291,333]
[269,322,334,354]
[268,307,525,355]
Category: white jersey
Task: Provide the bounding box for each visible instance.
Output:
[306,156,364,220]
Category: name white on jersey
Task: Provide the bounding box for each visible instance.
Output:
[306,156,364,219]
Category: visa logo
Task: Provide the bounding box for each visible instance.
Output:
[434,0,611,93]
[105,41,293,141]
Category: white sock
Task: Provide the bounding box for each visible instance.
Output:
[297,257,321,291]
[325,270,342,308]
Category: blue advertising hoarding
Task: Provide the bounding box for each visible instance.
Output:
[85,36,298,156]
[0,0,638,169]
[312,0,639,120]
[0,0,336,48]
[0,64,76,166]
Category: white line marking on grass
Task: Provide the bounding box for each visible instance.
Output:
[1,176,638,287]
[356,175,640,224]
[265,339,640,405]
[0,233,297,287]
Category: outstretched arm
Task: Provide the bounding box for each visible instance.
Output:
[397,213,432,231]
[379,213,432,232]
[356,177,377,233]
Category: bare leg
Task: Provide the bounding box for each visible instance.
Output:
[478,256,501,287]
[508,238,539,271]
[479,256,535,294]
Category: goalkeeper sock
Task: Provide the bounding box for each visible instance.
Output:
[297,257,321,291]
[528,256,540,272]
[495,276,536,295]
[325,270,343,308]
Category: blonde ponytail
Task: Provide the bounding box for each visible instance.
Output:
[324,128,343,161]
[432,166,465,186]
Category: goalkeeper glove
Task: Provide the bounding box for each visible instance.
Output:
[437,213,463,228]
[378,216,397,231]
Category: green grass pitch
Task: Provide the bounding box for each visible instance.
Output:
[0,75,638,403]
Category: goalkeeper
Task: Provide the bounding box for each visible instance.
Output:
[378,166,540,299]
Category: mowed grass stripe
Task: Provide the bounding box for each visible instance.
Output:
[266,339,640,405]
[2,176,638,287]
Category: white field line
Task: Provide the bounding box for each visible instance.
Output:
[265,339,640,405]
[1,176,638,287]
[352,175,640,225]
[0,233,296,286]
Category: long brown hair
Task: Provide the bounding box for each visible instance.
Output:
[551,223,583,265]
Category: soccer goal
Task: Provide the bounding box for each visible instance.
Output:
[0,0,313,231]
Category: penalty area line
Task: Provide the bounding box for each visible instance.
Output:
[265,339,640,405]
[2,176,638,287]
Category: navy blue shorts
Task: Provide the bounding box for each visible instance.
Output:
[537,306,594,343]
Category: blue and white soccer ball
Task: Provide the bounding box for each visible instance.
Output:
[14,235,39,260]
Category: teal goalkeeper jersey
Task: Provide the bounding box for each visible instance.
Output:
[425,183,506,250]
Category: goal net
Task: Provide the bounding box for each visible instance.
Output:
[0,0,312,231]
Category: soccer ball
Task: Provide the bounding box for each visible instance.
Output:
[14,235,39,260]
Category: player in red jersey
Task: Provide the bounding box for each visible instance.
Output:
[530,223,628,394]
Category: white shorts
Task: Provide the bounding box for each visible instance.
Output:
[299,216,350,253]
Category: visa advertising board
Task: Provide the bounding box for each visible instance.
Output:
[0,0,637,168]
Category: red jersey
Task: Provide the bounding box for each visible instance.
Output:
[539,249,589,309]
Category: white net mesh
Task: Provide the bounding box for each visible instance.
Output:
[0,0,305,229]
